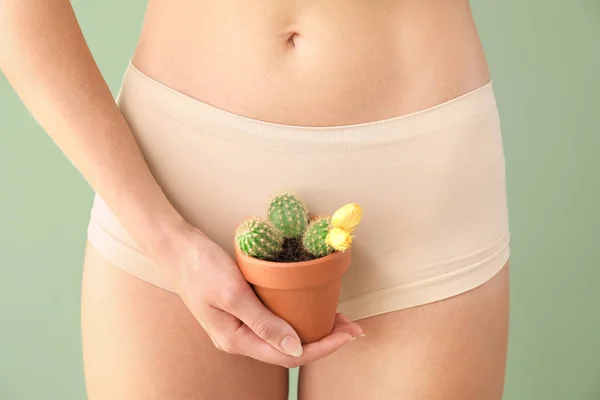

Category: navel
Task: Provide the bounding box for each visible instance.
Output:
[286,32,302,49]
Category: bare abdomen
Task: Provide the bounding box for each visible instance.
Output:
[131,0,489,126]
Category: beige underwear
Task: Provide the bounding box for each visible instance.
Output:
[87,61,510,321]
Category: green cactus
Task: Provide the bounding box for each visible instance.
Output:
[302,217,334,258]
[267,192,309,239]
[235,218,284,260]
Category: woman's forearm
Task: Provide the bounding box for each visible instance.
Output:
[0,0,193,259]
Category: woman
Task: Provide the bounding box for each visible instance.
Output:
[1,0,510,398]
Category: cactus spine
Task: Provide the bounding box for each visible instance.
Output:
[302,217,334,258]
[235,218,284,260]
[267,193,309,239]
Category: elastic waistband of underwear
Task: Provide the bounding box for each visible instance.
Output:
[116,60,499,155]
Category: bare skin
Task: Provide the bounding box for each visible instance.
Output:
[81,242,289,400]
[2,0,509,398]
[299,264,509,400]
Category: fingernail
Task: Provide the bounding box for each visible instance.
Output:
[350,333,366,342]
[280,336,303,357]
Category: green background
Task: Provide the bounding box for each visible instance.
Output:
[1,1,599,399]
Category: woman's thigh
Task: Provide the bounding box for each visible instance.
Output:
[81,241,288,400]
[298,263,509,400]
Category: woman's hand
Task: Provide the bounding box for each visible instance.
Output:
[169,225,364,368]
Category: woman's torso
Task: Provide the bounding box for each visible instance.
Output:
[88,0,508,310]
[131,0,490,126]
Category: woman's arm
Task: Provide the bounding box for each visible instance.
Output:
[0,0,187,263]
[1,0,362,366]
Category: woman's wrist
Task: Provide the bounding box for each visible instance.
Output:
[141,210,213,281]
[141,210,194,261]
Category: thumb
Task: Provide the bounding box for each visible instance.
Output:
[226,287,303,357]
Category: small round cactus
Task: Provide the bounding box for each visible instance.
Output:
[235,218,284,260]
[267,192,309,239]
[302,217,334,258]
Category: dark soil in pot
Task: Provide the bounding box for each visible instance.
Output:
[276,237,319,262]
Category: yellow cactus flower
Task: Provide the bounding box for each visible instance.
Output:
[331,203,363,233]
[325,227,353,251]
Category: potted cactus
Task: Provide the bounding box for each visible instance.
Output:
[234,192,362,344]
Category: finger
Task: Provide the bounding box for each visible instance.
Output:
[337,313,352,323]
[335,313,364,335]
[206,308,301,365]
[222,284,304,357]
[219,312,362,367]
[298,313,364,359]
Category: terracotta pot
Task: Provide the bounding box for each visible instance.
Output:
[234,244,352,344]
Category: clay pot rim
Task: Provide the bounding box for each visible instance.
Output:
[233,241,348,269]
